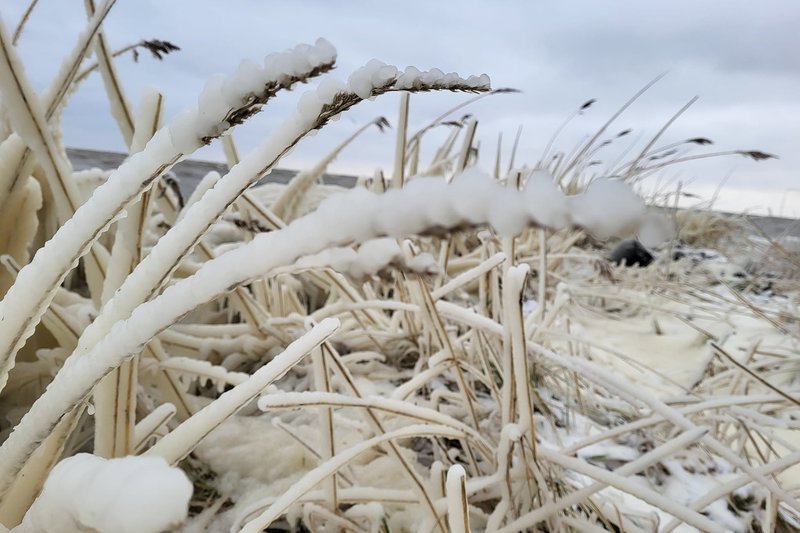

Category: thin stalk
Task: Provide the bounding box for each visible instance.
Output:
[393,92,409,188]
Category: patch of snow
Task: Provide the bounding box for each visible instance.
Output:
[21,454,192,533]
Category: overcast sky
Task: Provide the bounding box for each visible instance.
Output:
[4,0,800,215]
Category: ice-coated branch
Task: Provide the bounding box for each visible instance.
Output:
[0,168,646,494]
[0,38,337,393]
[15,454,192,533]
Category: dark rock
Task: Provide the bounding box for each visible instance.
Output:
[609,240,654,267]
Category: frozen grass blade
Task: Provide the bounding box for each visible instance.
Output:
[94,88,164,458]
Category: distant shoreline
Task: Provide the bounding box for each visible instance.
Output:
[66,147,357,196]
[66,147,797,239]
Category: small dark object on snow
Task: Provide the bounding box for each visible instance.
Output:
[610,240,654,267]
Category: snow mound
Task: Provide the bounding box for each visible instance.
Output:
[22,454,192,533]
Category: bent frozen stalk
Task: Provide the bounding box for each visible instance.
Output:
[0,38,338,393]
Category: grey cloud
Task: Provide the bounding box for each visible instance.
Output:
[3,0,798,213]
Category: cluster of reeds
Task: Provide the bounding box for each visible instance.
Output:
[0,3,796,533]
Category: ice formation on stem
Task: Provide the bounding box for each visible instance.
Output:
[446,464,470,533]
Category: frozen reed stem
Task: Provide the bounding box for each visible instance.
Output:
[83,0,134,146]
[310,346,338,513]
[145,319,339,465]
[446,465,471,533]
[94,88,164,459]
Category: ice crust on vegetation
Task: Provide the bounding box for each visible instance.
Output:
[20,454,192,533]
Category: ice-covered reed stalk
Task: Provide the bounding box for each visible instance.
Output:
[68,61,493,373]
[445,465,470,533]
[83,0,134,146]
[504,265,535,450]
[0,38,337,392]
[392,92,410,188]
[257,392,494,460]
[309,346,337,513]
[132,403,176,453]
[270,116,389,221]
[93,88,164,459]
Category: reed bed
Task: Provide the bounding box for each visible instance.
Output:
[0,4,796,533]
